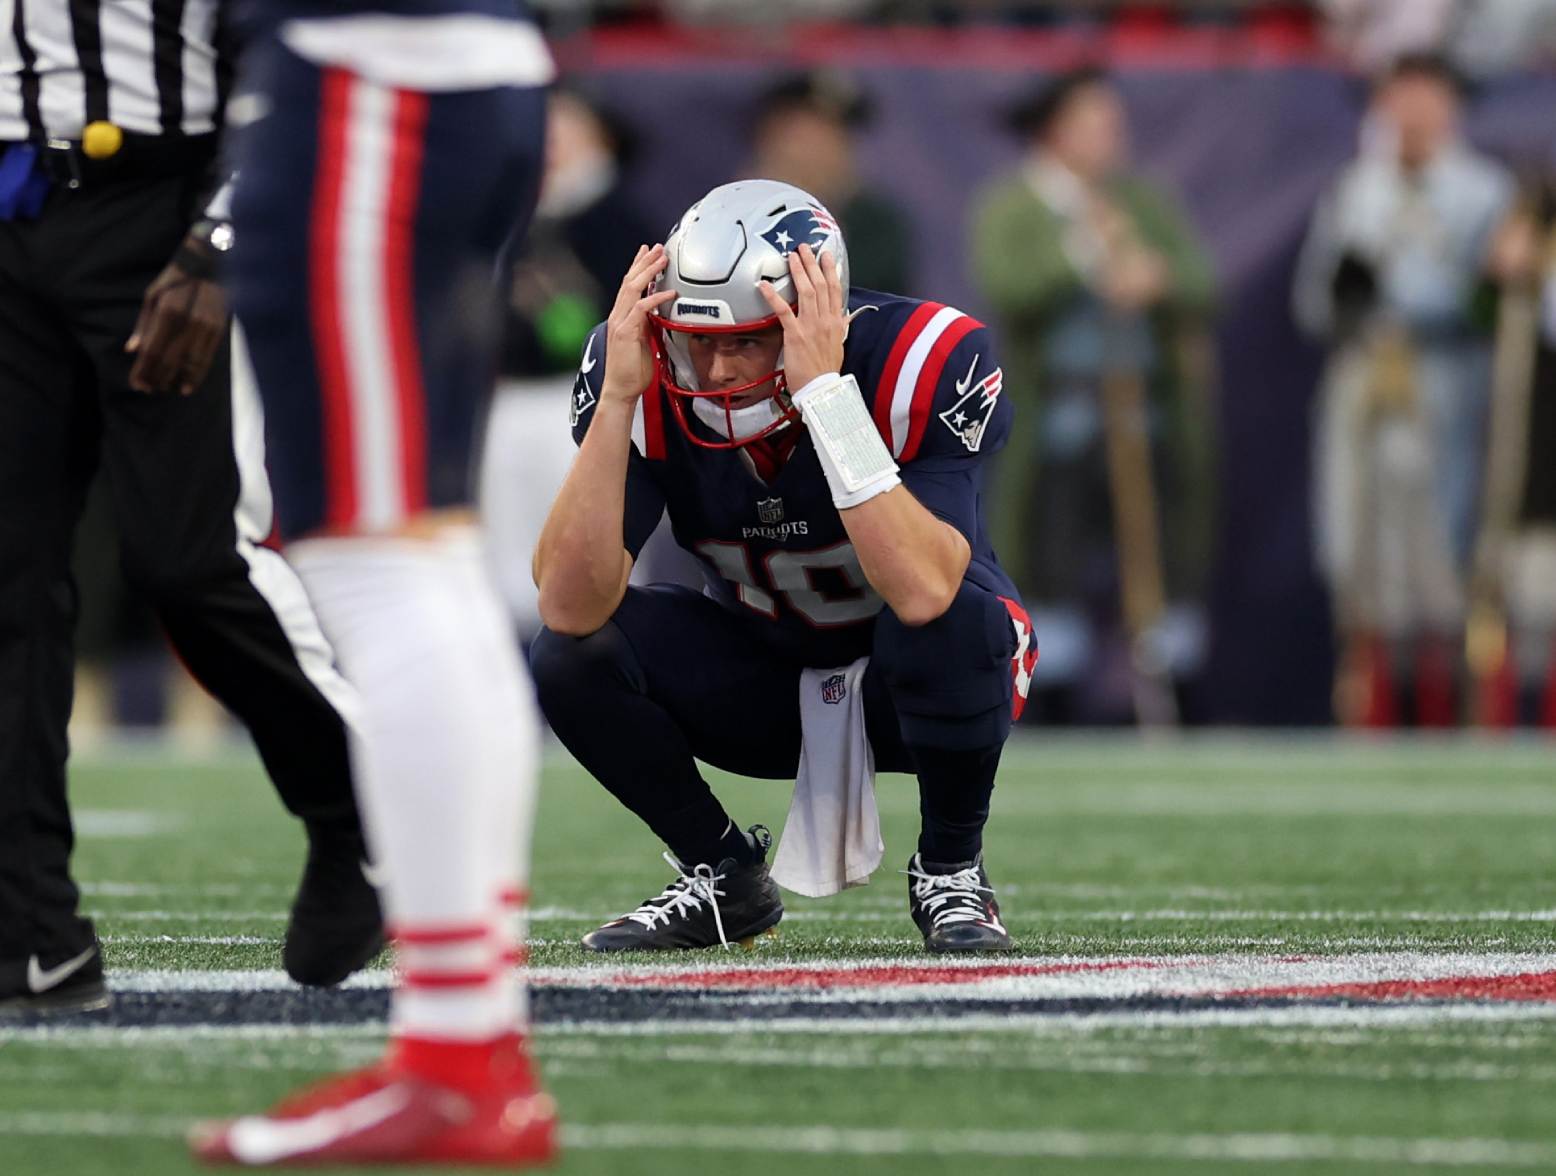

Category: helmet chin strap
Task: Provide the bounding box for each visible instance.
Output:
[690,393,792,441]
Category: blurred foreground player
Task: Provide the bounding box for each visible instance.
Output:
[531,181,1034,954]
[190,1,556,1165]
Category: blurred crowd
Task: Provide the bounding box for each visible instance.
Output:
[73,4,1556,737]
[533,0,1556,76]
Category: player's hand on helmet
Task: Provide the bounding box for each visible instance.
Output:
[759,244,846,394]
[126,236,230,396]
[601,243,676,406]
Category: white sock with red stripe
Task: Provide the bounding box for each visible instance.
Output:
[289,528,538,1086]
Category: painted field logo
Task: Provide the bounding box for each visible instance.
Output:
[757,497,785,525]
[821,674,847,705]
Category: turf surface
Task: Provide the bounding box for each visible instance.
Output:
[4,735,1556,1174]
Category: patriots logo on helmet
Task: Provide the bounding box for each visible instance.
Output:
[760,205,838,258]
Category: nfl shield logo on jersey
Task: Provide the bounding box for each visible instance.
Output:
[757,497,785,524]
[820,673,848,705]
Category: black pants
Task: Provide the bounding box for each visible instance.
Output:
[0,162,360,961]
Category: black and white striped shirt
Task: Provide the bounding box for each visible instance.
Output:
[1,0,225,142]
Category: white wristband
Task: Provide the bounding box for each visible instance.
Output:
[791,372,901,510]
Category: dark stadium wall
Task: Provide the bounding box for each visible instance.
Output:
[577,61,1556,725]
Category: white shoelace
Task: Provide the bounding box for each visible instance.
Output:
[904,862,1003,931]
[621,853,731,947]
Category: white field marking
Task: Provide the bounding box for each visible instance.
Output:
[83,882,289,898]
[72,810,186,838]
[106,968,394,992]
[92,911,290,922]
[898,793,1556,818]
[1242,1028,1556,1051]
[533,1004,1556,1037]
[0,1025,386,1045]
[1028,909,1556,924]
[560,1123,1556,1166]
[100,936,275,946]
[533,1037,1556,1085]
[89,907,1556,927]
[8,1003,1556,1047]
[94,951,1556,1002]
[0,1108,1542,1171]
[8,1111,1556,1168]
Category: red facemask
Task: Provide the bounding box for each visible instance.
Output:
[646,311,800,451]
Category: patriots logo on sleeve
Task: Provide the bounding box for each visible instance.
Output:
[760,205,838,257]
[569,335,599,427]
[938,354,1003,453]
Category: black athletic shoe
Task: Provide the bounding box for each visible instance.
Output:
[0,941,111,1017]
[906,853,1014,952]
[283,824,386,987]
[582,826,783,952]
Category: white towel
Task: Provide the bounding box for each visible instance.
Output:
[770,657,883,898]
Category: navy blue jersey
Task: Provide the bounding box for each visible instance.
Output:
[570,288,1020,666]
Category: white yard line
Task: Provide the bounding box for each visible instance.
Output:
[9,1003,1556,1045]
[2,1111,1555,1167]
[85,907,1556,925]
[72,810,186,838]
[100,936,276,946]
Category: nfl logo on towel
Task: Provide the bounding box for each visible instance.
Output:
[757,497,785,524]
[821,673,847,704]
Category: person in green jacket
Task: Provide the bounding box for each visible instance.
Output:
[971,67,1218,721]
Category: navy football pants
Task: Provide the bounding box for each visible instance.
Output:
[227,40,545,540]
[530,580,1026,866]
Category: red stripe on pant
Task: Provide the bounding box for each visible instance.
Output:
[402,968,501,989]
[392,923,490,945]
[384,89,430,515]
[309,68,357,529]
[999,595,1038,721]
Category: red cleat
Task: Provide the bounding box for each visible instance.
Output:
[189,1059,557,1167]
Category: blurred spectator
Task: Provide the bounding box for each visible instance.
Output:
[1320,0,1556,78]
[501,85,656,378]
[1477,175,1556,724]
[660,0,873,24]
[971,66,1217,723]
[486,84,698,631]
[746,70,916,295]
[1294,53,1515,726]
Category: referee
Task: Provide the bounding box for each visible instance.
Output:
[0,1,382,1014]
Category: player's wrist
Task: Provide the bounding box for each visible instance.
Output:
[598,377,648,408]
[788,370,843,411]
[790,372,900,511]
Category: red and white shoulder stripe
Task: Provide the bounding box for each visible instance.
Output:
[871,302,983,463]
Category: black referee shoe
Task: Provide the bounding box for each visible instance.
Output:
[582,826,783,952]
[906,852,1014,952]
[0,941,111,1017]
[283,824,386,987]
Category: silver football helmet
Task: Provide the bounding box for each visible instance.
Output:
[648,179,851,449]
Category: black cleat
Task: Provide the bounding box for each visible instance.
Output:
[283,824,386,987]
[0,941,111,1017]
[906,853,1014,953]
[582,826,783,952]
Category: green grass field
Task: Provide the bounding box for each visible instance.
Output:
[5,735,1556,1174]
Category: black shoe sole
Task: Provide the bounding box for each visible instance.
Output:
[0,981,112,1017]
[283,928,386,988]
[581,907,785,953]
[923,934,1016,953]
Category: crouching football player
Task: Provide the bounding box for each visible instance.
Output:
[531,181,1035,953]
